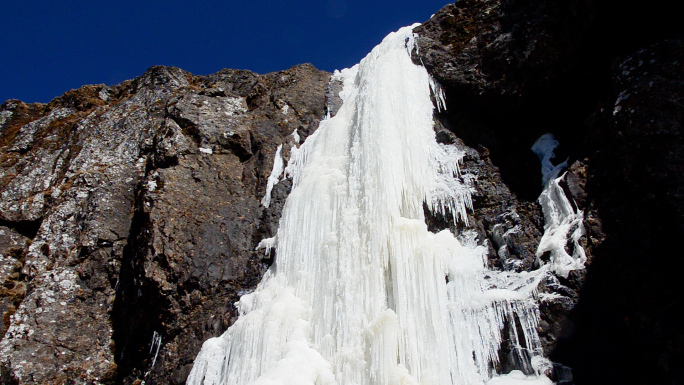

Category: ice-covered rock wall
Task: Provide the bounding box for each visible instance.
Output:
[188,26,551,385]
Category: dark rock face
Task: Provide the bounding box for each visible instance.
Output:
[0,64,329,384]
[415,1,681,384]
[551,39,684,385]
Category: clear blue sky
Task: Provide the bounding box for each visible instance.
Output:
[1,0,451,104]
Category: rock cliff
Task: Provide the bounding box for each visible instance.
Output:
[1,64,329,384]
[1,1,681,384]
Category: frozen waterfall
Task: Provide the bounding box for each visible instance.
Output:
[188,25,551,385]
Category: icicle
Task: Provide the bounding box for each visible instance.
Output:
[256,236,277,255]
[141,331,163,385]
[429,76,447,113]
[325,80,334,118]
[149,331,162,368]
[261,144,285,208]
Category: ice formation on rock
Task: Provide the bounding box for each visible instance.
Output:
[532,134,586,278]
[261,144,285,208]
[189,26,550,385]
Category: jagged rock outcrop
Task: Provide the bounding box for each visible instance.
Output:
[0,64,329,384]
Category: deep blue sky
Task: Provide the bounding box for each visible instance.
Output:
[1,1,451,104]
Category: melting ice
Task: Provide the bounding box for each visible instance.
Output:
[188,26,551,385]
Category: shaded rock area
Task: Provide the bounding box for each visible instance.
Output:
[415,0,681,384]
[0,64,329,384]
[551,38,684,385]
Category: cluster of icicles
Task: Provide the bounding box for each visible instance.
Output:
[187,25,566,385]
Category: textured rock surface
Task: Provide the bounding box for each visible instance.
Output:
[0,64,329,384]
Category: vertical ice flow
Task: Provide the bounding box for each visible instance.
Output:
[261,144,285,208]
[188,25,549,385]
[532,134,586,278]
